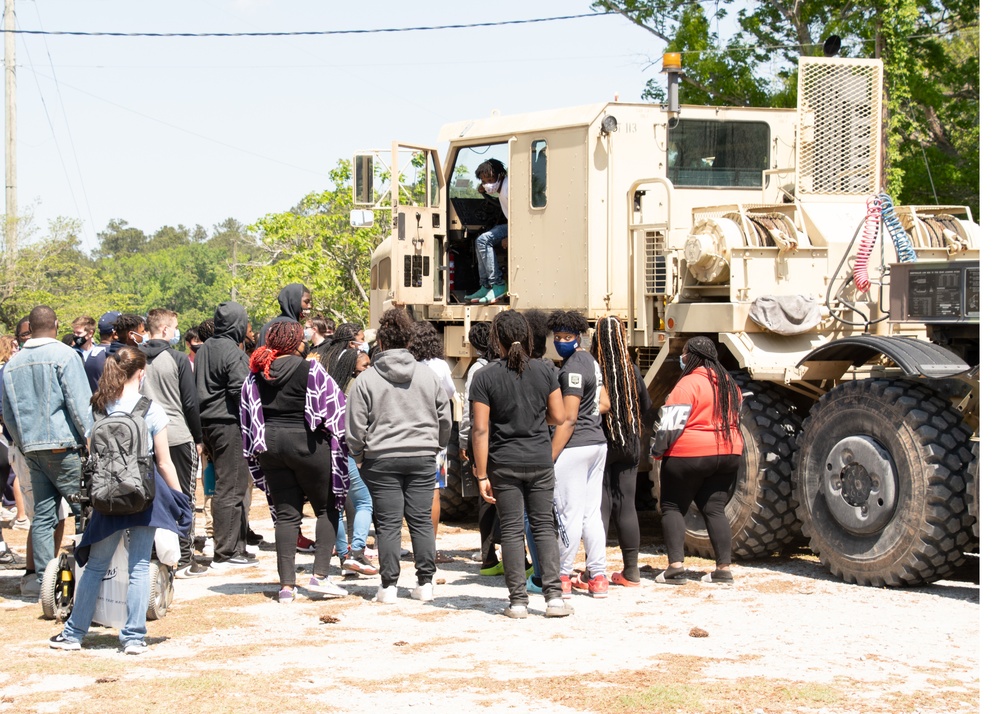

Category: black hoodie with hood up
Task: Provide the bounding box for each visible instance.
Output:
[257,283,307,348]
[195,301,250,424]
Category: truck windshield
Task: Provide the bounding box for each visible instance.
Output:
[668,119,770,189]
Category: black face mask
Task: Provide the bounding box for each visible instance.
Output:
[72,335,87,348]
[190,343,202,353]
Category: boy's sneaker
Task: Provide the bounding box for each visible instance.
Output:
[49,633,81,651]
[559,575,574,599]
[202,537,214,559]
[410,583,434,602]
[21,574,41,597]
[278,588,297,604]
[702,569,734,584]
[375,585,398,604]
[503,604,529,619]
[308,576,348,598]
[343,550,378,576]
[544,598,573,618]
[0,547,25,570]
[246,530,264,546]
[466,286,489,302]
[211,554,257,571]
[296,534,316,553]
[175,561,210,579]
[12,516,29,530]
[588,574,609,598]
[123,641,147,655]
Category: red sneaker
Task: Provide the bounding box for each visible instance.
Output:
[588,574,609,598]
[559,575,574,599]
[297,534,316,553]
[570,572,589,593]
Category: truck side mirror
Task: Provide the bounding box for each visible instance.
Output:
[350,209,374,228]
[354,153,375,205]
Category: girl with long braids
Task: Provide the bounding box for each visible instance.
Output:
[49,347,191,654]
[469,310,571,618]
[592,316,652,587]
[654,336,743,585]
[240,321,350,603]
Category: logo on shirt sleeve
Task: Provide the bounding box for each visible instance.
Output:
[568,373,582,388]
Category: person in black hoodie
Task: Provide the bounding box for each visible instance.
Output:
[195,301,257,570]
[257,283,312,348]
[83,311,124,393]
[140,308,206,578]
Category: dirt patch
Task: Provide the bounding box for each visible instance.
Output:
[0,493,980,713]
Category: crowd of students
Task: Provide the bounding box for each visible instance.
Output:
[0,282,746,651]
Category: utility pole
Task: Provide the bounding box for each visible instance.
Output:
[3,0,16,269]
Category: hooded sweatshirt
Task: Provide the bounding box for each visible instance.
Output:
[196,302,250,424]
[140,339,202,446]
[345,348,450,465]
[257,283,306,347]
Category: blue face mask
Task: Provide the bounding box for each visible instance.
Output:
[679,354,687,371]
[168,328,181,346]
[130,331,149,346]
[554,339,578,360]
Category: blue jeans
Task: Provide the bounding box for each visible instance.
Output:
[475,223,508,288]
[62,525,157,647]
[337,458,374,556]
[25,449,83,576]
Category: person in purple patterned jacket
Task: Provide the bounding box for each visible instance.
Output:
[239,321,350,604]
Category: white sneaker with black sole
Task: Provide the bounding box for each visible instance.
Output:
[49,634,81,651]
[210,554,257,572]
[176,561,210,579]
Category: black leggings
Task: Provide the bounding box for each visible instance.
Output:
[601,454,640,552]
[256,426,338,586]
[660,454,741,566]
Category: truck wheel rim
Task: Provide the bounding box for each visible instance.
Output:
[822,435,897,535]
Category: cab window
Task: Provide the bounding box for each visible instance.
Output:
[668,119,770,188]
[531,140,547,208]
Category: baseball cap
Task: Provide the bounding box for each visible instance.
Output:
[98,311,122,335]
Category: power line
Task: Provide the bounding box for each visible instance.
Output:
[1,12,612,38]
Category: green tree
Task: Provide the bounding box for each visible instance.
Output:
[93,218,147,260]
[596,0,979,214]
[236,160,386,328]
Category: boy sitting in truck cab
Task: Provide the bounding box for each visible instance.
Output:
[467,159,509,305]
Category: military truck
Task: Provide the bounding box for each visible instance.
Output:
[351,55,979,587]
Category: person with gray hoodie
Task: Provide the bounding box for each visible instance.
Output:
[346,308,450,604]
[195,301,256,571]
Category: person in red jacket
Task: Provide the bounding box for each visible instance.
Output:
[653,336,743,585]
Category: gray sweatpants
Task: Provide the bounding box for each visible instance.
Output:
[553,442,609,577]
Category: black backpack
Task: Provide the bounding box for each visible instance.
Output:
[84,396,156,516]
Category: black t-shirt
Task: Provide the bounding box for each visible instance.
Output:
[469,359,560,468]
[558,350,606,449]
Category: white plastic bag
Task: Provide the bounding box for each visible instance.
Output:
[153,528,181,567]
[92,536,129,629]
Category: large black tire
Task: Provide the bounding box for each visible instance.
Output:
[440,424,476,522]
[794,379,973,586]
[683,376,801,559]
[40,553,75,621]
[146,561,172,621]
[968,440,979,542]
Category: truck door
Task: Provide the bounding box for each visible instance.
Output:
[390,143,446,307]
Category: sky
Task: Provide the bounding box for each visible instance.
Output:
[4,1,670,251]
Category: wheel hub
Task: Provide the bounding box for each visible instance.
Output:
[822,436,897,535]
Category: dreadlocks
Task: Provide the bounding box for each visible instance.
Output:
[489,310,531,376]
[591,315,642,462]
[249,320,303,379]
[681,336,742,449]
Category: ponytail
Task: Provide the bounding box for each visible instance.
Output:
[490,311,532,376]
[250,320,303,379]
[92,346,146,414]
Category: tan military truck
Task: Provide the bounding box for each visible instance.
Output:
[352,56,979,587]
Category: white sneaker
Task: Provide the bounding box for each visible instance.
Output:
[202,538,214,559]
[308,576,348,598]
[410,583,434,602]
[375,585,398,604]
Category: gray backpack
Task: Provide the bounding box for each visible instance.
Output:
[84,396,156,515]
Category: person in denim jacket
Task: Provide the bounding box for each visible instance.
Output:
[1,305,93,589]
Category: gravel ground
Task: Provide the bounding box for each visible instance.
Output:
[0,501,983,713]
